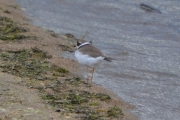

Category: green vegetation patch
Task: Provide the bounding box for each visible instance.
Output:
[89,102,99,106]
[0,48,124,119]
[41,89,121,120]
[0,16,29,41]
[0,48,68,80]
[107,106,124,118]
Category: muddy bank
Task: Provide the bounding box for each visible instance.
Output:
[0,0,138,119]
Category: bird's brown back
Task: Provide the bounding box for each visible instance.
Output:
[78,44,104,58]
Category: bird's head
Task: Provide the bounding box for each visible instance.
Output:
[76,39,92,48]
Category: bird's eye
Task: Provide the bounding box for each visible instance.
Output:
[77,41,82,46]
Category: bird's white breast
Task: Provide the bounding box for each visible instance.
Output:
[75,50,104,68]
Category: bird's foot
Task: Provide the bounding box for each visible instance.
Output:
[86,76,92,82]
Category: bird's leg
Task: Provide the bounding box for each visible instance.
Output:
[90,68,95,83]
[86,66,91,82]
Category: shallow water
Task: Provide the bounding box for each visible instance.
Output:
[16,0,180,120]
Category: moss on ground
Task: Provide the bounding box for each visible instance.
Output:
[0,48,54,79]
[107,106,124,118]
[0,48,124,119]
[0,16,30,41]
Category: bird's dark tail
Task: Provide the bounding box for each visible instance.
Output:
[104,57,113,62]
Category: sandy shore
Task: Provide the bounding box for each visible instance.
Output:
[0,0,138,119]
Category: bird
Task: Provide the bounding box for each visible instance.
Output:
[75,39,111,83]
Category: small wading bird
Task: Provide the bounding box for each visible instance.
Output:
[75,39,111,83]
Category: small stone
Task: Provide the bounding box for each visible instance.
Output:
[55,109,61,112]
